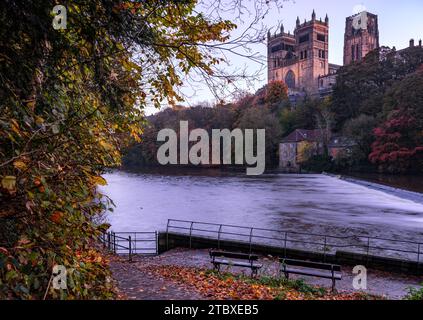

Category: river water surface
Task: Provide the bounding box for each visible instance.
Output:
[100,170,423,259]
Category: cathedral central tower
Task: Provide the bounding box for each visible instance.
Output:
[267,10,329,94]
[343,11,379,65]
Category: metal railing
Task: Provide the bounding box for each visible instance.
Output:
[166,219,423,264]
[100,231,158,261]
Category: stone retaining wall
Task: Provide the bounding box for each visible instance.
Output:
[158,232,423,275]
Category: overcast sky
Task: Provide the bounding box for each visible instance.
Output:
[146,0,423,114]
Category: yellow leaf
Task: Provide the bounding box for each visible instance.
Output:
[35,116,44,125]
[1,176,16,191]
[13,160,27,171]
[92,176,107,186]
[27,100,36,110]
[99,140,114,151]
[10,119,20,136]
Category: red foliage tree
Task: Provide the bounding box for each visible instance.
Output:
[369,110,423,172]
[265,81,288,106]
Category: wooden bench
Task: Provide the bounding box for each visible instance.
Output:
[280,258,342,292]
[209,250,263,277]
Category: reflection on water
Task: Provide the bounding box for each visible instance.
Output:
[100,170,423,250]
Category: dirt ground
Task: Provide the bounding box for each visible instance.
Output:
[110,248,423,300]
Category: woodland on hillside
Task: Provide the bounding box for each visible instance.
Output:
[124,46,423,174]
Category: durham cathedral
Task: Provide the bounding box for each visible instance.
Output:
[267,10,379,97]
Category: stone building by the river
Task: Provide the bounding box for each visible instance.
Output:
[279,129,355,172]
[279,129,326,172]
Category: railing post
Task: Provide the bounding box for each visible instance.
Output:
[418,243,421,265]
[128,236,132,262]
[284,232,287,258]
[101,232,104,248]
[111,232,113,252]
[108,232,111,250]
[134,233,137,254]
[323,236,327,263]
[366,237,370,264]
[249,228,254,254]
[155,231,158,255]
[217,225,222,250]
[113,232,116,254]
[166,220,170,250]
[189,222,194,249]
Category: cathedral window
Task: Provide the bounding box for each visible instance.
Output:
[271,44,283,53]
[317,34,326,42]
[285,70,296,89]
[299,34,310,43]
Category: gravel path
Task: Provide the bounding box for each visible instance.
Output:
[110,257,204,300]
[110,248,423,300]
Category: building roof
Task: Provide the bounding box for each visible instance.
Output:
[328,136,356,148]
[329,63,342,69]
[281,129,357,148]
[281,129,326,143]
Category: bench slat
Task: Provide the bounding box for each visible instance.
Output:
[283,267,342,280]
[213,258,262,269]
[280,258,341,272]
[210,250,259,261]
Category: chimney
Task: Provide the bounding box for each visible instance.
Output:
[419,39,422,47]
[410,39,415,47]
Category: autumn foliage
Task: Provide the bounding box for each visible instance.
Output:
[369,111,423,172]
[265,81,288,106]
[368,66,423,173]
[148,265,380,300]
[0,0,236,299]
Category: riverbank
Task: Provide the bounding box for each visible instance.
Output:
[110,248,423,300]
